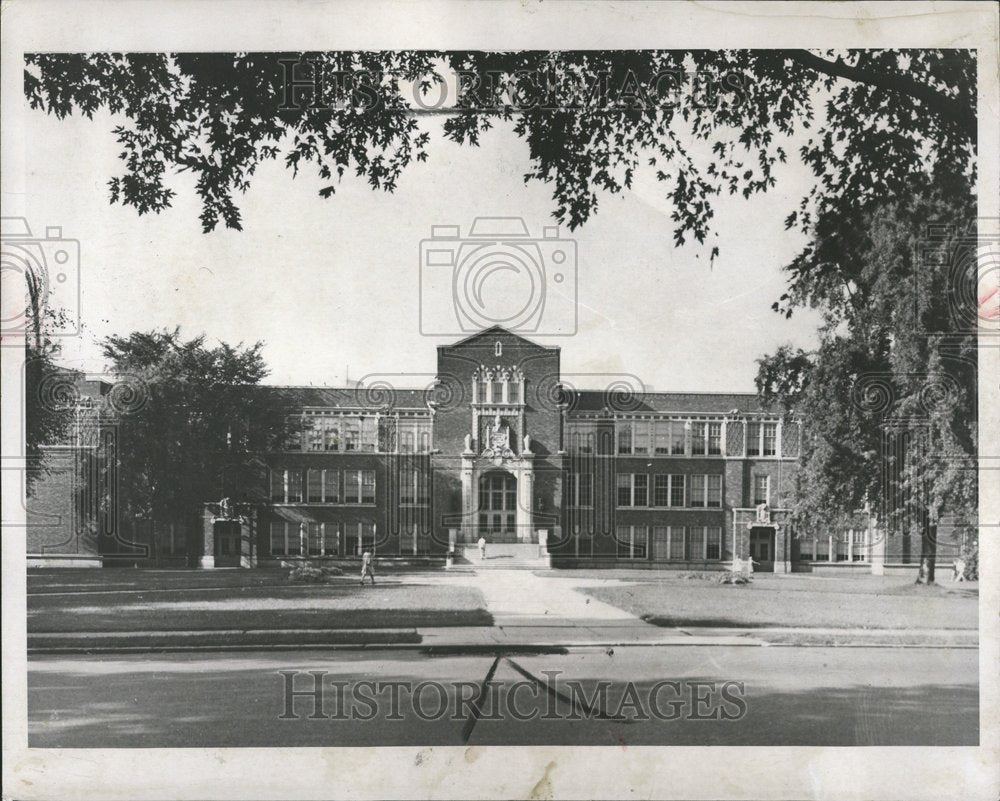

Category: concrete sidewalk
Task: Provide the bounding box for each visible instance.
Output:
[27,622,978,654]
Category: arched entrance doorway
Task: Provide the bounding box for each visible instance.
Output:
[478,471,518,543]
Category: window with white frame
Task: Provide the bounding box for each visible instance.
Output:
[400,468,430,505]
[324,470,340,503]
[653,474,686,507]
[706,475,722,507]
[344,470,376,504]
[616,420,633,454]
[307,469,323,503]
[708,422,722,455]
[616,525,648,559]
[691,422,707,455]
[747,421,778,457]
[852,529,867,561]
[753,474,770,506]
[305,522,339,556]
[652,525,685,561]
[690,475,705,507]
[270,468,305,503]
[616,473,647,507]
[269,521,303,556]
[706,527,722,560]
[798,536,815,561]
[687,526,705,559]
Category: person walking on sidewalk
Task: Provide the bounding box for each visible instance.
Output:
[360,549,375,586]
[478,535,487,561]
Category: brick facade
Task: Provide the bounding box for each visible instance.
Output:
[27,326,950,573]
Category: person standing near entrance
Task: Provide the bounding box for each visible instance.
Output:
[360,549,375,586]
[478,535,487,561]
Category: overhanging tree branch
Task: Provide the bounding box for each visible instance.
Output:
[783,50,975,141]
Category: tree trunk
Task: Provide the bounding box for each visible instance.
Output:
[918,518,937,585]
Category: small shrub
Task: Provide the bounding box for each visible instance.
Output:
[717,571,750,585]
[288,565,327,583]
[320,565,344,577]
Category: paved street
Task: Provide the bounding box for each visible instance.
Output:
[28,643,977,747]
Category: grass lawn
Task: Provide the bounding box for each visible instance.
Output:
[577,573,978,630]
[27,569,491,632]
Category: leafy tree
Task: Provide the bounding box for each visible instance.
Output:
[24,274,76,494]
[99,329,295,537]
[756,171,978,583]
[24,50,975,257]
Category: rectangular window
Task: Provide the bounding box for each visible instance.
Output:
[690,474,706,507]
[798,537,814,561]
[835,535,849,561]
[343,419,359,451]
[616,421,633,454]
[269,522,286,555]
[617,473,632,506]
[633,474,648,507]
[307,419,324,452]
[669,526,686,560]
[616,525,647,559]
[653,475,670,507]
[324,523,340,556]
[652,526,670,560]
[687,526,706,560]
[816,538,829,561]
[306,522,323,556]
[286,469,303,503]
[323,470,339,503]
[360,522,375,553]
[324,418,340,451]
[345,471,360,504]
[706,527,722,560]
[753,474,770,506]
[400,431,414,453]
[671,422,686,455]
[307,469,323,503]
[747,422,761,456]
[654,421,671,455]
[691,422,707,455]
[286,523,302,556]
[707,475,722,508]
[633,421,649,455]
[419,429,431,453]
[270,469,285,502]
[508,377,520,403]
[360,418,378,452]
[708,422,722,455]
[670,474,685,507]
[762,423,777,457]
[361,470,376,504]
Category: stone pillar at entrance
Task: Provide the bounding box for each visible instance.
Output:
[516,456,535,542]
[460,451,475,543]
[200,506,216,569]
[240,516,255,568]
[773,525,789,573]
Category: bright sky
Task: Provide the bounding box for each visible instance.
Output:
[21,101,822,393]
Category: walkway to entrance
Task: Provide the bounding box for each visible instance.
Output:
[445,569,640,626]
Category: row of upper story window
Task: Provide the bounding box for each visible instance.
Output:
[566,472,773,508]
[567,419,782,458]
[268,467,429,505]
[295,415,432,453]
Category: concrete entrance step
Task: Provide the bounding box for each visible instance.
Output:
[456,543,550,570]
